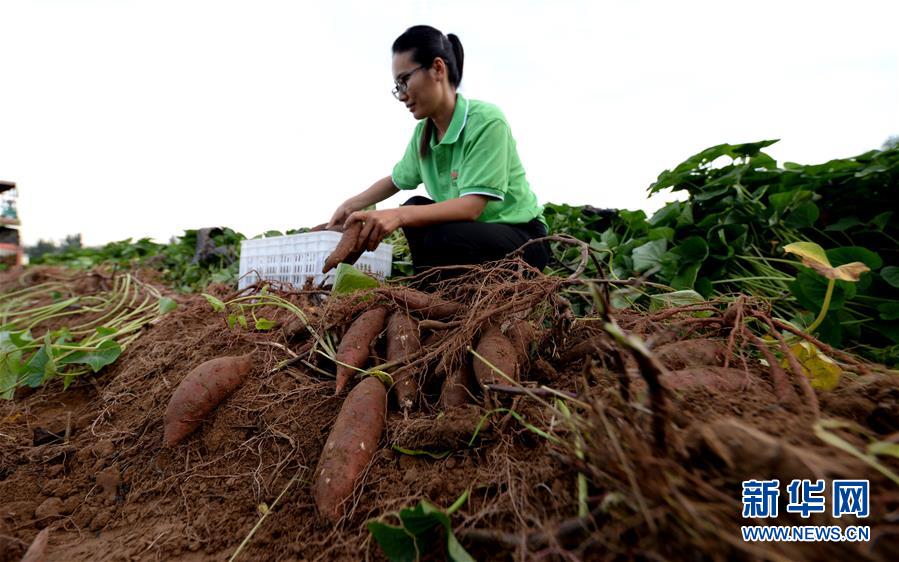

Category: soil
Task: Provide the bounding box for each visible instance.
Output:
[2,266,899,561]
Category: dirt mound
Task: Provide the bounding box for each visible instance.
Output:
[2,263,898,561]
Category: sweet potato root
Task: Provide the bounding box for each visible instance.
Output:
[381,288,463,319]
[322,221,364,273]
[440,361,474,409]
[163,352,254,447]
[314,376,387,522]
[386,311,422,410]
[334,307,387,395]
[472,325,520,387]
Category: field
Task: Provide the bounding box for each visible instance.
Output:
[1,260,897,561]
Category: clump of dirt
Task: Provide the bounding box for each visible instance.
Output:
[1,261,898,561]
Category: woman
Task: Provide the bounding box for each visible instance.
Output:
[327,25,549,282]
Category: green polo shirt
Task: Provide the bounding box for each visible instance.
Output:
[391,93,546,227]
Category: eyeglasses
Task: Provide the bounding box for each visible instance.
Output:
[391,66,425,99]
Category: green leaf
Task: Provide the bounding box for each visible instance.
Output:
[878,303,899,321]
[159,297,178,314]
[670,236,709,263]
[784,202,819,229]
[0,362,19,399]
[202,293,226,312]
[332,263,380,295]
[23,341,54,388]
[824,216,863,232]
[872,322,899,344]
[791,268,855,312]
[7,330,33,348]
[647,203,681,227]
[367,493,474,562]
[227,314,237,330]
[826,247,883,270]
[670,262,702,290]
[647,226,675,242]
[631,239,667,273]
[600,229,618,247]
[59,340,122,373]
[254,317,276,331]
[694,277,714,298]
[881,266,899,289]
[649,290,705,310]
[237,314,248,330]
[618,209,647,230]
[0,333,26,399]
[610,287,640,309]
[95,326,117,337]
[869,211,893,231]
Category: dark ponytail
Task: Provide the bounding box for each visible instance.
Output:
[446,33,464,85]
[392,26,464,157]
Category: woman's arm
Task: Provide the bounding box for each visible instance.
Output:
[327,176,400,229]
[400,195,487,227]
[347,195,489,251]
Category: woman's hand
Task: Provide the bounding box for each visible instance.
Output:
[326,200,360,231]
[345,208,405,251]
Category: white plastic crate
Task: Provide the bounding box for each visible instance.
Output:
[237,231,393,290]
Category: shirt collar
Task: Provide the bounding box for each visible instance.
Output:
[431,93,469,147]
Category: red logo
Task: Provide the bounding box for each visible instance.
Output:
[451,170,458,180]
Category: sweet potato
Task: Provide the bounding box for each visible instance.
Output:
[654,339,727,371]
[386,311,422,410]
[662,366,750,393]
[472,325,520,387]
[334,307,387,395]
[20,528,49,562]
[440,361,474,409]
[506,319,536,371]
[163,352,254,447]
[382,288,463,319]
[322,221,364,273]
[314,376,387,522]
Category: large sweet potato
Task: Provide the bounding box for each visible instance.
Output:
[386,311,422,410]
[322,221,364,273]
[163,352,254,447]
[334,307,387,395]
[313,376,387,522]
[472,325,519,387]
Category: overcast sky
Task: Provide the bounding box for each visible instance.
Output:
[1,0,897,246]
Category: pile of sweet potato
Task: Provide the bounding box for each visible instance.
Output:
[158,281,540,525]
[313,290,538,522]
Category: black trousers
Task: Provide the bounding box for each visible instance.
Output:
[400,196,550,280]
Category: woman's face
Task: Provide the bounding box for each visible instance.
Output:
[392,51,439,121]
